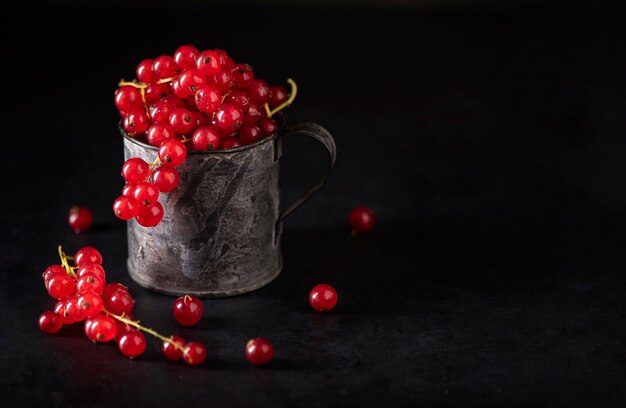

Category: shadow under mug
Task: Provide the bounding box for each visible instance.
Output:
[122,118,336,298]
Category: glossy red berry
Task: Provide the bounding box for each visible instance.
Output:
[213,49,235,70]
[135,201,164,227]
[258,117,278,137]
[43,265,66,285]
[168,108,195,135]
[75,247,103,266]
[211,69,236,93]
[133,182,160,207]
[162,335,187,361]
[77,292,104,318]
[122,183,135,197]
[152,166,180,192]
[145,83,169,105]
[146,122,175,146]
[39,311,62,334]
[191,127,220,151]
[247,79,271,104]
[196,50,221,77]
[55,300,73,324]
[172,295,204,326]
[177,67,206,98]
[309,283,338,312]
[158,139,187,167]
[243,104,263,125]
[46,274,76,300]
[136,59,156,83]
[245,338,274,365]
[231,63,254,89]
[194,84,222,114]
[114,314,136,344]
[84,317,98,341]
[183,342,207,366]
[349,206,376,233]
[68,206,93,233]
[174,45,200,70]
[152,55,178,79]
[64,296,86,322]
[226,90,252,112]
[239,124,263,145]
[119,331,147,358]
[219,137,242,150]
[216,104,243,135]
[269,85,288,108]
[115,86,143,113]
[113,195,140,220]
[91,315,117,342]
[76,263,106,282]
[149,99,176,123]
[76,273,104,295]
[122,158,150,183]
[103,288,135,316]
[102,282,128,300]
[123,110,149,136]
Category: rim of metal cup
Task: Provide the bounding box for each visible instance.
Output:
[120,112,286,154]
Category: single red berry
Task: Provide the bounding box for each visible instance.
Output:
[177,67,206,98]
[113,195,140,220]
[135,201,164,227]
[168,108,195,135]
[103,288,135,315]
[146,122,175,146]
[196,50,222,77]
[102,282,128,300]
[91,315,117,342]
[174,45,200,70]
[122,158,150,183]
[119,331,147,358]
[162,335,187,361]
[77,292,104,318]
[243,104,263,125]
[231,63,254,89]
[245,338,274,365]
[149,99,176,123]
[68,206,93,233]
[194,84,222,114]
[191,126,220,151]
[43,265,66,286]
[76,272,104,295]
[247,79,271,105]
[219,137,242,150]
[213,49,235,70]
[114,314,137,344]
[76,263,106,282]
[136,59,156,83]
[152,166,180,193]
[258,117,278,137]
[309,283,338,312]
[123,110,150,136]
[183,342,207,366]
[158,139,187,167]
[191,111,211,128]
[211,69,236,93]
[172,295,204,326]
[54,300,73,324]
[239,124,262,145]
[349,206,376,233]
[115,86,143,113]
[144,82,169,105]
[64,296,86,322]
[215,104,243,135]
[226,90,252,112]
[39,311,62,334]
[269,85,289,108]
[122,183,135,197]
[84,317,98,342]
[152,55,178,79]
[133,182,160,207]
[75,247,102,266]
[46,274,76,300]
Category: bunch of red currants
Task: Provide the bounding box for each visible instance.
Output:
[112,45,295,227]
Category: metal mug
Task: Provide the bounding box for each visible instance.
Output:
[122,118,336,298]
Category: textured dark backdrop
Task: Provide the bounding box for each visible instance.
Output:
[3,1,626,406]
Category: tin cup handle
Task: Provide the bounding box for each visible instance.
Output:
[278,122,337,221]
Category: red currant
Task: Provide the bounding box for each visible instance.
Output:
[349,206,376,233]
[136,59,156,83]
[135,201,164,227]
[145,83,169,105]
[247,79,271,104]
[77,292,104,318]
[114,314,137,343]
[149,99,175,123]
[192,126,220,151]
[239,124,262,145]
[91,315,117,342]
[245,338,274,365]
[226,90,252,112]
[133,182,160,207]
[152,55,178,79]
[43,265,66,285]
[177,68,206,98]
[115,86,143,113]
[65,296,86,322]
[213,49,235,70]
[174,45,200,70]
[39,311,62,334]
[194,84,222,114]
[309,283,338,312]
[84,317,98,341]
[113,195,140,220]
[183,342,207,366]
[76,273,104,295]
[103,288,135,315]
[122,158,150,183]
[162,94,186,109]
[172,295,204,326]
[46,274,76,300]
[158,139,187,167]
[211,69,236,93]
[162,335,186,361]
[75,247,102,266]
[196,50,221,77]
[231,63,254,89]
[118,331,147,358]
[123,110,149,136]
[219,137,242,150]
[243,104,263,125]
[68,206,93,233]
[216,104,243,135]
[54,300,73,324]
[122,183,135,197]
[258,117,278,137]
[76,263,106,282]
[152,166,180,192]
[102,282,128,300]
[168,108,195,135]
[146,122,175,146]
[269,85,288,108]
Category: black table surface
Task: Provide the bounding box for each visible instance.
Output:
[3,2,626,406]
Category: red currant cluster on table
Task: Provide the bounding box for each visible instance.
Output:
[112,45,296,227]
[38,245,208,366]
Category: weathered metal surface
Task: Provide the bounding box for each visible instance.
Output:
[123,122,336,298]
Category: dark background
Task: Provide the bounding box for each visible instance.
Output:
[3,0,626,406]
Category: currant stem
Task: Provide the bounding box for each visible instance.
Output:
[102,308,185,352]
[263,103,271,117]
[268,78,298,118]
[57,245,77,279]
